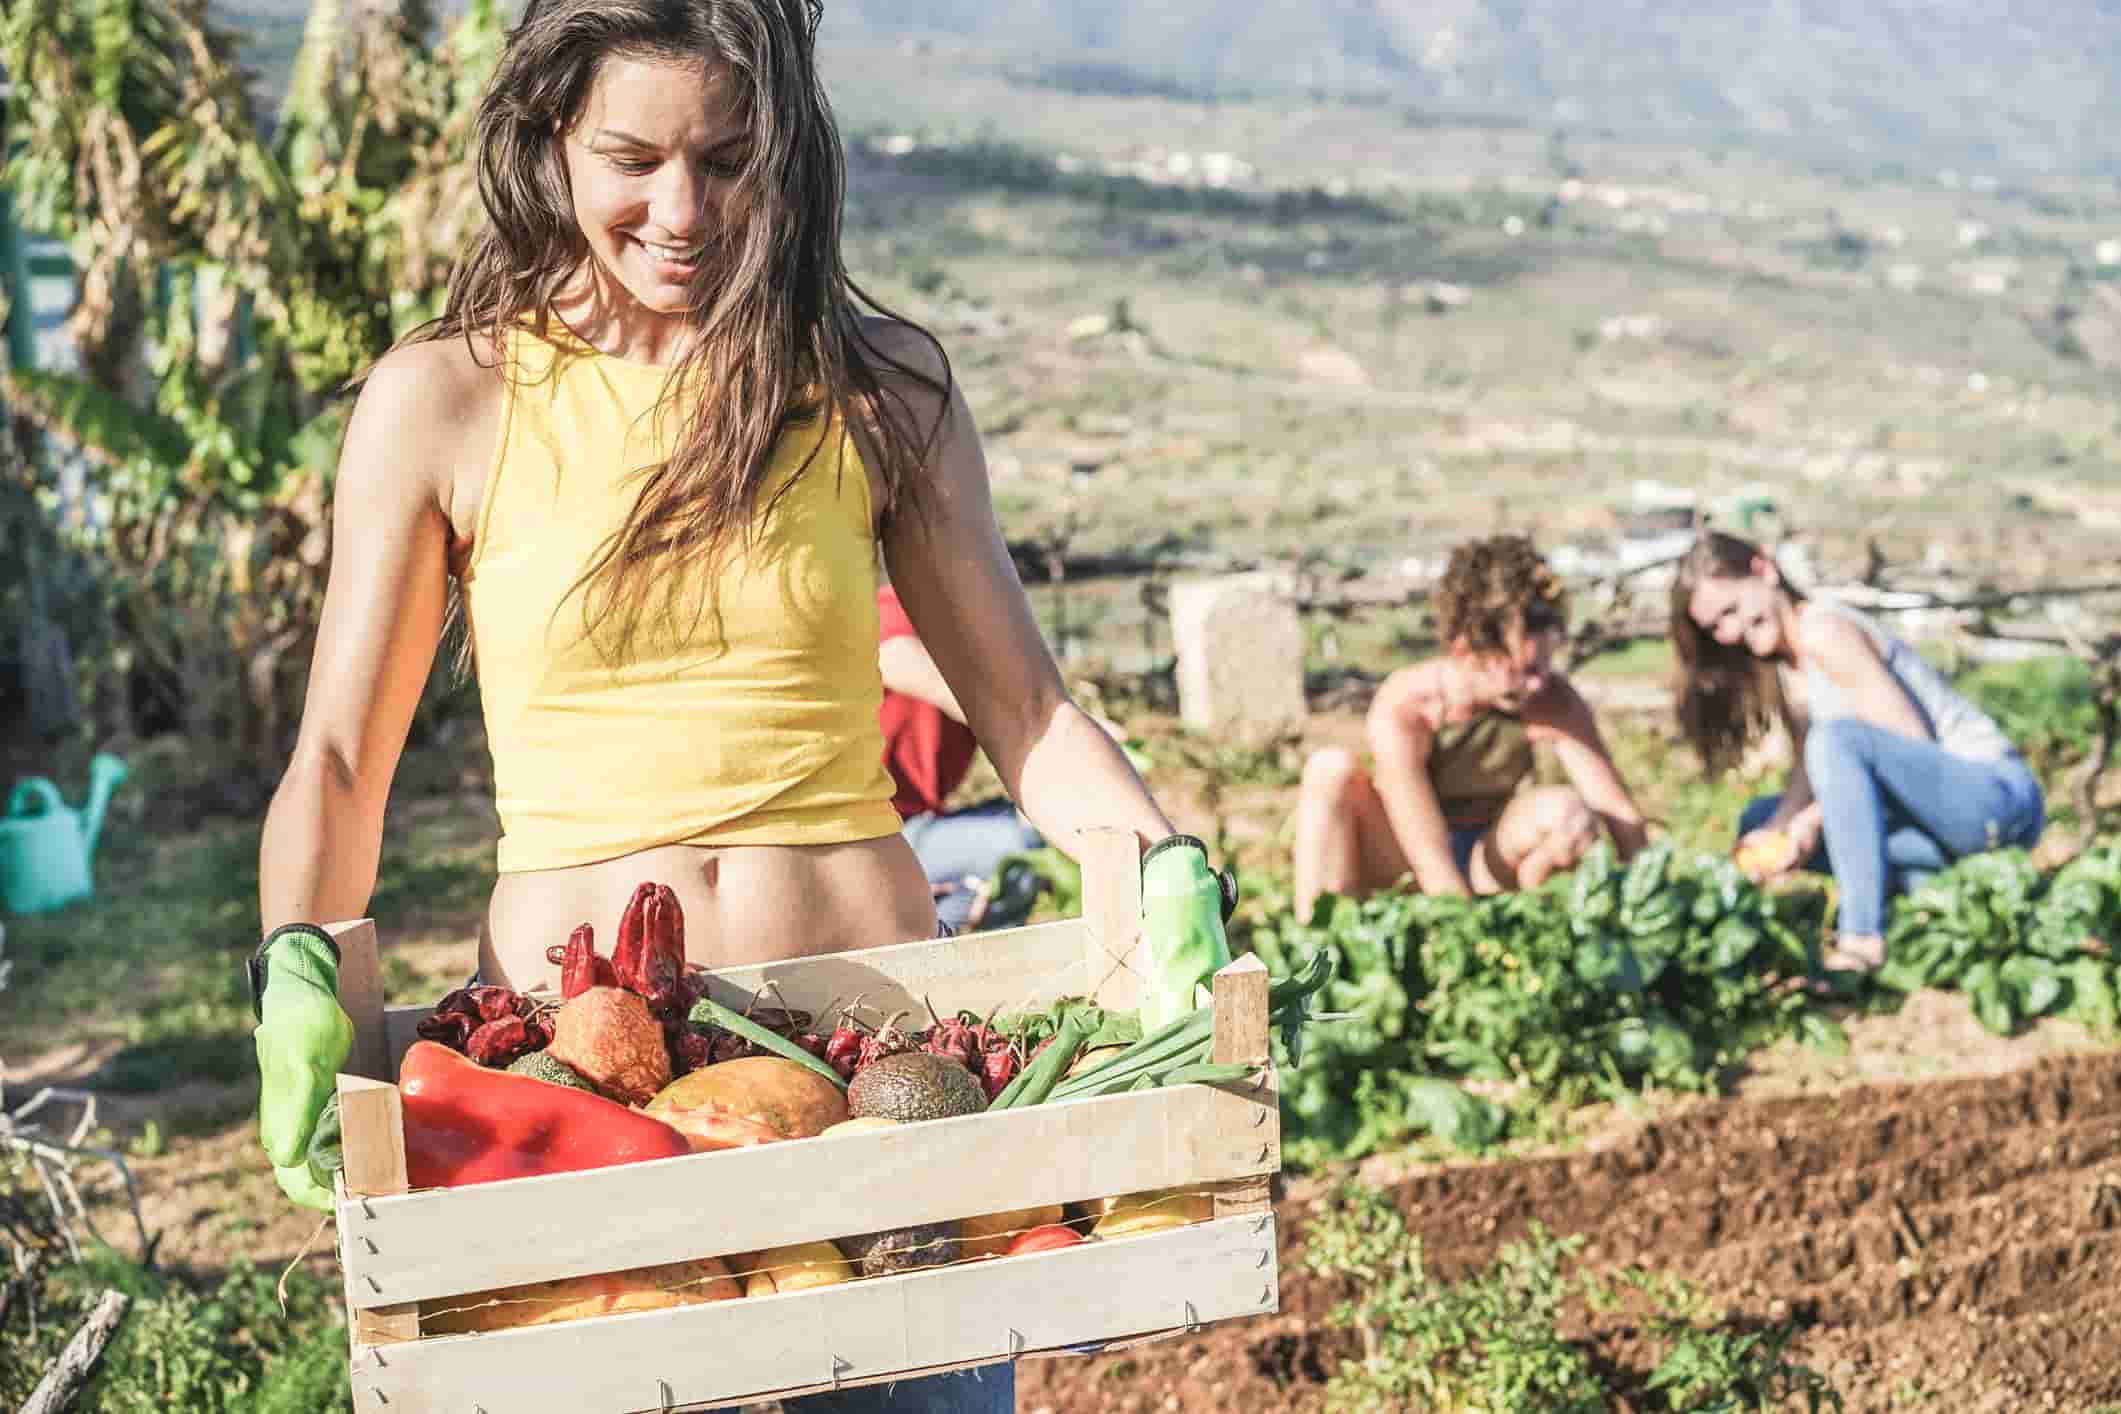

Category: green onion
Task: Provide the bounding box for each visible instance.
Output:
[687,997,848,1091]
[1063,1060,1254,1100]
[989,1011,1092,1110]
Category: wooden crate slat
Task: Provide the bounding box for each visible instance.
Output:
[340,1078,1277,1308]
[337,1075,420,1345]
[1209,956,1277,1219]
[327,920,391,1083]
[1079,827,1146,1007]
[350,1215,1278,1414]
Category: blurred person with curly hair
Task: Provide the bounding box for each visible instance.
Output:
[1292,535,1650,919]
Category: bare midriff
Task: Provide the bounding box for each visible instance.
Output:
[479,834,940,989]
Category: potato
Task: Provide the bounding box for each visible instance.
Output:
[742,1240,856,1296]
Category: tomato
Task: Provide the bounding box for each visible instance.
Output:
[1006,1224,1087,1256]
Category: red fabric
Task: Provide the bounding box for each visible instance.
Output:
[878,587,977,818]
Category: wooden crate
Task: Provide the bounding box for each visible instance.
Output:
[328,830,1281,1412]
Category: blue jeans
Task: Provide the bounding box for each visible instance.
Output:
[1741,718,2044,937]
[783,1364,1014,1413]
[901,799,1043,932]
[1448,825,1486,880]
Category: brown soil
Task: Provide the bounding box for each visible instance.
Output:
[1019,1046,2121,1414]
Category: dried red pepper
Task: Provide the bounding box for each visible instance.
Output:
[610,883,655,1003]
[631,885,685,1012]
[979,1044,1020,1101]
[546,924,618,1000]
[466,1015,535,1067]
[856,1011,917,1072]
[665,1018,715,1076]
[823,1022,864,1080]
[419,986,533,1056]
[415,1009,475,1051]
[429,987,482,1023]
[920,1023,977,1070]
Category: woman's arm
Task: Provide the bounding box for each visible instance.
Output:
[1745,695,1820,870]
[258,344,478,930]
[1798,609,1933,742]
[1365,668,1470,896]
[870,327,1172,855]
[1525,677,1650,858]
[878,634,967,725]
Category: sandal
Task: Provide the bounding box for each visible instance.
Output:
[1821,936,1888,973]
[1805,937,1886,998]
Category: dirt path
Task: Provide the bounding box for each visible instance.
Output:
[1019,1046,2121,1413]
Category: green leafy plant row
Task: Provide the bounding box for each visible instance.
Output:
[1876,841,2121,1036]
[1249,833,2121,1165]
[1248,841,1835,1163]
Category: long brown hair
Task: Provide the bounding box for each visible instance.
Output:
[1668,531,1805,772]
[407,0,947,660]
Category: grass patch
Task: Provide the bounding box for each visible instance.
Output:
[0,1239,351,1413]
[1955,654,2101,762]
[0,820,261,1076]
[366,849,494,932]
[1575,637,1677,679]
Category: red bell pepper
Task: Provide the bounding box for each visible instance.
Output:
[397,1041,691,1189]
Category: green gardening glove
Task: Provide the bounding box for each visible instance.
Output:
[1140,835,1237,1032]
[250,924,354,1212]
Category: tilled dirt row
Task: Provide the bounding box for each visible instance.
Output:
[1020,1049,2121,1413]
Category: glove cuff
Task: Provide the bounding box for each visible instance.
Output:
[1141,833,1210,870]
[249,924,342,1022]
[1141,834,1238,922]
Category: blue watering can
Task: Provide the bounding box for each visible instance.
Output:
[0,753,128,916]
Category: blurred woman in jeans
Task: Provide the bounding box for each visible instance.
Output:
[1670,532,2044,976]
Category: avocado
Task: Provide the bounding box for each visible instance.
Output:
[846,1052,987,1124]
[507,1050,600,1094]
[839,1220,961,1277]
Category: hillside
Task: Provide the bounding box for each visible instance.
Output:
[827,0,2121,177]
[209,1,2121,177]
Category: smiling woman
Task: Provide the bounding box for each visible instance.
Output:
[1668,532,2044,979]
[562,59,753,334]
[247,0,1235,1406]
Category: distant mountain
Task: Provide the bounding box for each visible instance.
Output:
[207,0,2121,177]
[826,0,2121,177]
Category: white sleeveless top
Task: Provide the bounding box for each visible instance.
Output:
[1784,601,2017,763]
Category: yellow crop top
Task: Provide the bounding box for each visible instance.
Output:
[461,328,903,872]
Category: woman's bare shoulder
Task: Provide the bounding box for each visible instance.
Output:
[853,316,958,421]
[1372,659,1449,730]
[357,334,506,419]
[856,314,950,375]
[340,335,507,506]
